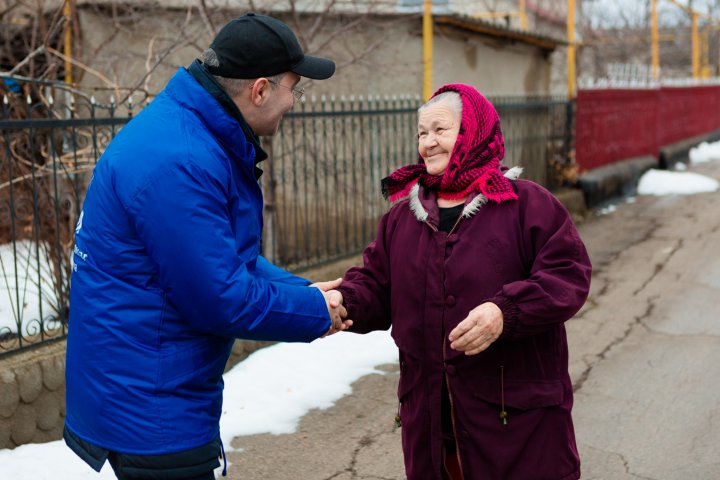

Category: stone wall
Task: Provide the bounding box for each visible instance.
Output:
[0,337,310,449]
[0,341,66,449]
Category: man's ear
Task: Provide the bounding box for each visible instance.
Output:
[250,78,271,107]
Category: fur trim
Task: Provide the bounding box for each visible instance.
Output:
[408,166,523,221]
[408,183,428,222]
[462,194,488,218]
[504,166,523,180]
[461,167,522,218]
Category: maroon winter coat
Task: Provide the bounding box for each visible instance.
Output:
[338,174,591,480]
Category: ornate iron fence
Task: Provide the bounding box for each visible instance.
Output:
[0,75,134,356]
[0,75,571,356]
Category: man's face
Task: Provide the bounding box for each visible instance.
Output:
[255,72,301,136]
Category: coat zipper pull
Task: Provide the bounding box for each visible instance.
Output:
[500,365,508,426]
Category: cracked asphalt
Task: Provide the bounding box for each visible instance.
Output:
[225,160,720,479]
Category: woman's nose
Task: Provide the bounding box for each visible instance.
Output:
[421,134,438,148]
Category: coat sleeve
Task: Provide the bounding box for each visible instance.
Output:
[254,255,311,286]
[490,183,592,340]
[337,212,393,333]
[123,160,330,342]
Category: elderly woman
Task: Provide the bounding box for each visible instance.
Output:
[337,84,591,480]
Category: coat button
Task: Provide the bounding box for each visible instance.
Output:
[446,365,457,376]
[446,295,456,307]
[448,234,458,243]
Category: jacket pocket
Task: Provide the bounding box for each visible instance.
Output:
[472,376,565,411]
[397,352,422,401]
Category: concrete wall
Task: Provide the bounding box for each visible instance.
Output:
[75,8,554,101]
[433,25,552,95]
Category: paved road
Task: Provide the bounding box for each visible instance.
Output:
[225,161,720,479]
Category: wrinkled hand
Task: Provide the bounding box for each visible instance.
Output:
[448,302,503,355]
[310,280,353,336]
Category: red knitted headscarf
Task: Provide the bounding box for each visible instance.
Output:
[381,83,517,203]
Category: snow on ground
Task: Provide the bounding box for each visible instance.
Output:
[0,330,398,479]
[638,169,719,196]
[637,139,720,196]
[0,240,59,333]
[689,140,720,164]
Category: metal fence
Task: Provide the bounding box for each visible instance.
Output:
[0,76,133,356]
[262,94,572,271]
[0,75,571,356]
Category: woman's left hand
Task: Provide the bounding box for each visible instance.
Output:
[449,302,504,355]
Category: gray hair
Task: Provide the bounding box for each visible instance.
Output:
[200,48,284,98]
[419,91,462,119]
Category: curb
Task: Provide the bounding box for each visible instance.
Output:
[659,130,720,168]
[577,155,657,208]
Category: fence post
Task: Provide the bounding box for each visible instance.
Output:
[565,98,576,165]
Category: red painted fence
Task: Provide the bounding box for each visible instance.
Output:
[575,85,720,171]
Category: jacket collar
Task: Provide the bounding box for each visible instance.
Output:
[409,166,523,224]
[184,60,267,178]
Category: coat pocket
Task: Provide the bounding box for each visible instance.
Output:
[472,376,565,411]
[397,353,423,401]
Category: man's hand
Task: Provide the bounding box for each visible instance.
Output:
[310,277,343,291]
[448,302,503,355]
[310,279,353,336]
[320,289,352,336]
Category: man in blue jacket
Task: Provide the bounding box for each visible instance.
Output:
[64,13,348,480]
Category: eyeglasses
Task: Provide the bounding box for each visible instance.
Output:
[267,79,305,101]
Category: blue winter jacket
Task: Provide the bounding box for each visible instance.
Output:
[65,68,331,455]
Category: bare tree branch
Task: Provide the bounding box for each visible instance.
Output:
[46,47,119,90]
[6,45,45,75]
[198,0,217,37]
[118,6,200,105]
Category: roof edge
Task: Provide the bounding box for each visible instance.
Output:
[435,14,567,51]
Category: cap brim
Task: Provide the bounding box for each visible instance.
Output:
[292,55,336,80]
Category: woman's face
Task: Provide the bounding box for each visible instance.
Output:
[417,103,460,176]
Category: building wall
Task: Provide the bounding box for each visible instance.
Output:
[75,8,554,101]
[433,25,552,95]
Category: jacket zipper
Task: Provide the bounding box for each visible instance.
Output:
[429,208,466,477]
[448,212,463,236]
[425,211,464,235]
[444,368,465,478]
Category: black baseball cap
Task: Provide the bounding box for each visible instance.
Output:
[205,13,335,80]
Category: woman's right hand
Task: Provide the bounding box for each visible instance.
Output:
[448,302,503,355]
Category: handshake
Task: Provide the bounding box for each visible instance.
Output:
[310,278,352,337]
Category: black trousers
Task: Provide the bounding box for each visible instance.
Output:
[106,440,221,480]
[64,425,222,480]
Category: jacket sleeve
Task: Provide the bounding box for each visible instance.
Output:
[123,160,330,342]
[254,255,311,286]
[337,212,393,333]
[490,184,592,340]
